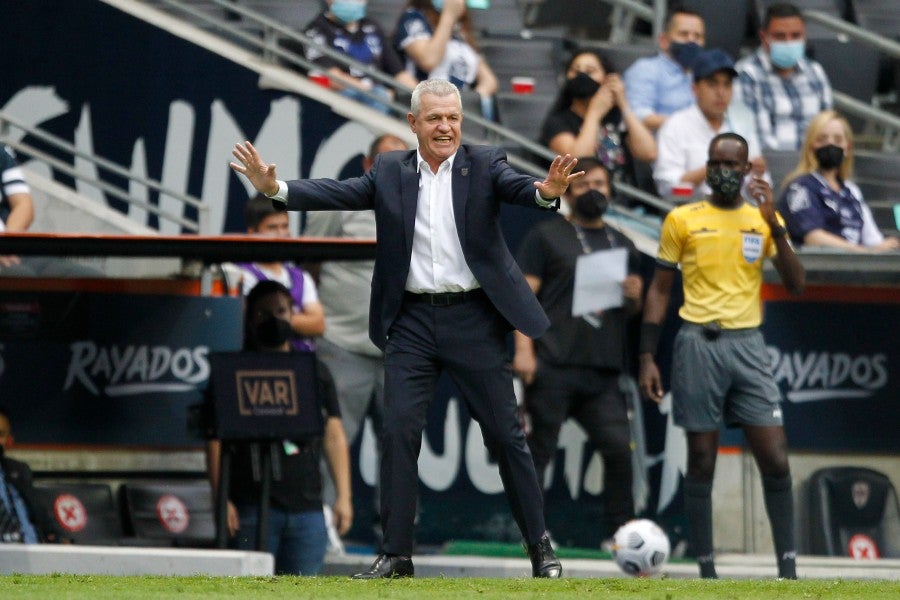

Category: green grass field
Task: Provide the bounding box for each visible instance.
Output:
[1,576,898,599]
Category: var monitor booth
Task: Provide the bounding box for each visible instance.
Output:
[207,351,324,551]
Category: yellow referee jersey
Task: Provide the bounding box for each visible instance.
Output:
[657,200,784,329]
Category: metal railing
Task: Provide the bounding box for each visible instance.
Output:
[157,0,556,173]
[802,9,900,150]
[151,0,671,212]
[0,111,209,234]
[599,0,900,151]
[804,9,900,60]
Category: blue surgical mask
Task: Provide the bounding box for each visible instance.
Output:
[768,40,805,69]
[432,0,444,10]
[331,0,366,24]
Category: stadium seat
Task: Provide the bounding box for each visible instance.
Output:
[33,482,124,545]
[469,0,526,37]
[480,37,563,96]
[807,37,880,103]
[239,0,323,30]
[683,0,753,61]
[853,150,900,204]
[589,42,657,75]
[119,481,216,548]
[806,466,900,558]
[848,0,900,41]
[496,92,556,147]
[522,0,614,40]
[846,0,900,98]
[364,0,405,37]
[762,149,801,196]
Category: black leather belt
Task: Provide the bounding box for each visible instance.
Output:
[404,288,485,306]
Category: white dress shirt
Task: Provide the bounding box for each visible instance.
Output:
[266,149,556,295]
[653,102,768,198]
[406,150,478,293]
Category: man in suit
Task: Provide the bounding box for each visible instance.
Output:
[230,78,582,579]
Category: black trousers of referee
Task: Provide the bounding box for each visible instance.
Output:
[379,292,547,557]
[525,364,634,535]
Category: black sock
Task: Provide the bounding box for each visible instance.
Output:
[763,475,797,579]
[603,450,634,535]
[684,477,717,578]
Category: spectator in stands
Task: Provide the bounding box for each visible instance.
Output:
[623,6,706,132]
[226,194,325,352]
[540,50,656,188]
[296,0,418,113]
[394,0,498,118]
[654,49,767,199]
[778,110,899,252]
[304,133,409,550]
[513,157,640,548]
[736,2,832,151]
[206,280,352,575]
[0,145,99,278]
[0,406,60,544]
[640,133,805,580]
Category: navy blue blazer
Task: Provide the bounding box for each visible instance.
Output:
[285,144,555,350]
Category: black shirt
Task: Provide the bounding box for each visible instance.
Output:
[539,107,632,181]
[517,216,640,370]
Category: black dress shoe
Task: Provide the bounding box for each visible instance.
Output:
[351,554,414,579]
[527,534,562,578]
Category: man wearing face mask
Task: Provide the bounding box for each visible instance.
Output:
[292,0,418,113]
[513,157,642,548]
[736,3,832,151]
[623,7,706,132]
[639,133,805,579]
[654,49,768,199]
[206,280,352,575]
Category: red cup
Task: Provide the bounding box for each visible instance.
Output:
[309,71,330,89]
[511,76,535,94]
[672,182,694,204]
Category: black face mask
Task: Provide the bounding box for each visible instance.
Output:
[572,189,609,220]
[564,72,601,100]
[254,316,292,348]
[669,41,702,69]
[814,144,845,170]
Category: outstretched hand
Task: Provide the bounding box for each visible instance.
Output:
[534,154,583,201]
[230,141,279,197]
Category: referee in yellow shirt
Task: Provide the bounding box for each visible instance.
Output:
[639,132,805,579]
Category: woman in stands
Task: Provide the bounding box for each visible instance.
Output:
[205,280,352,575]
[540,49,656,187]
[778,110,899,252]
[394,0,498,116]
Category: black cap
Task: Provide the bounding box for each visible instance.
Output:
[692,49,738,82]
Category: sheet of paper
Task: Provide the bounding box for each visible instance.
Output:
[572,247,628,317]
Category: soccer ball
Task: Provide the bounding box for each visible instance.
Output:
[612,519,670,577]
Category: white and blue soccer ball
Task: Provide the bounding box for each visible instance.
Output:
[612,518,670,577]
